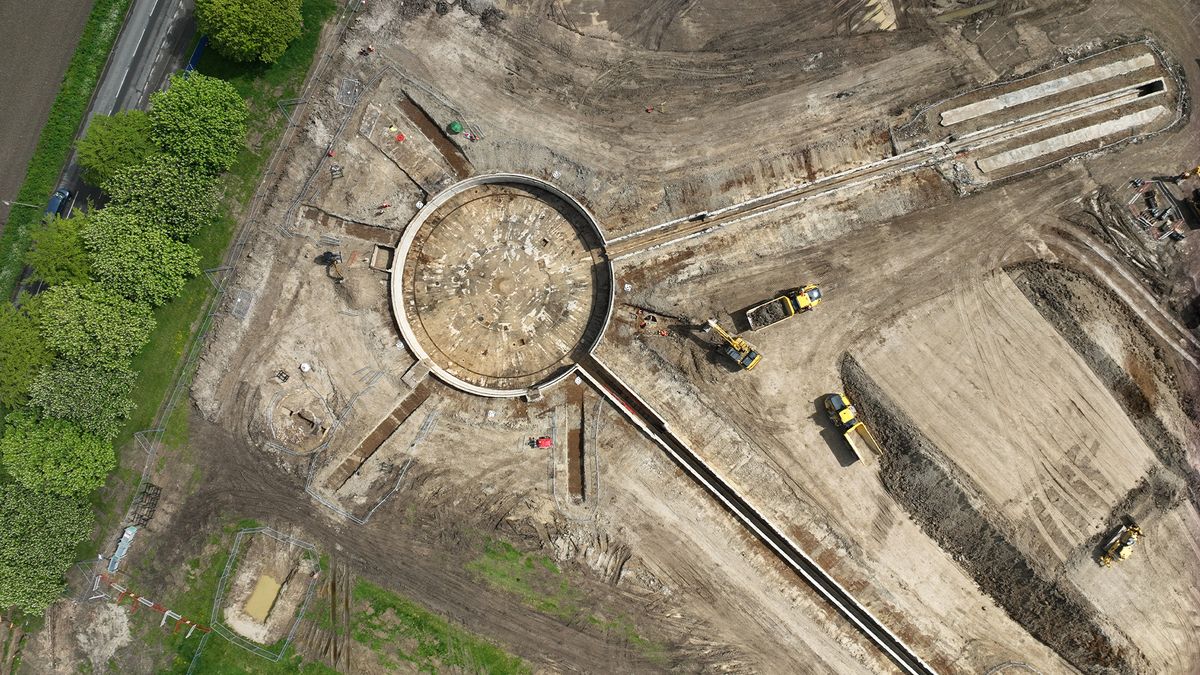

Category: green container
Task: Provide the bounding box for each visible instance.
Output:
[448,121,464,134]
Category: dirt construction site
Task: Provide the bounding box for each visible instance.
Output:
[31,0,1200,673]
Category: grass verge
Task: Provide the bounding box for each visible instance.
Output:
[82,0,336,606]
[466,539,580,620]
[117,0,338,448]
[352,580,529,673]
[0,0,132,298]
[466,538,669,665]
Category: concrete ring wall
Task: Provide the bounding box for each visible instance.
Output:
[390,173,615,398]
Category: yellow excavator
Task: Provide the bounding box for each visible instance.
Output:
[704,319,762,371]
[1098,523,1142,567]
[318,250,346,283]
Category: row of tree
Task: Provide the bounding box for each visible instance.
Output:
[0,72,248,614]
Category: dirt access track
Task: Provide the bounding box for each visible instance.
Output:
[47,0,1200,673]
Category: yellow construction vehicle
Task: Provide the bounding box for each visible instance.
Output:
[704,319,762,371]
[318,250,346,283]
[823,393,882,464]
[1175,165,1200,181]
[1098,523,1142,567]
[745,284,823,331]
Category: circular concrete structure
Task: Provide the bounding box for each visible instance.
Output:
[391,175,613,397]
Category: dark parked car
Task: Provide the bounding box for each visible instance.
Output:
[43,188,71,221]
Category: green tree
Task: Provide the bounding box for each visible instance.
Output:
[149,73,248,175]
[35,282,155,368]
[0,484,92,614]
[0,411,115,497]
[102,154,218,241]
[83,208,201,305]
[0,301,52,407]
[196,0,303,64]
[29,364,136,440]
[75,109,158,187]
[27,212,92,286]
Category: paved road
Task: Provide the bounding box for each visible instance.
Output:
[62,0,197,212]
[5,0,195,299]
[0,0,194,229]
[0,0,92,225]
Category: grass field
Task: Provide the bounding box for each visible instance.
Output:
[466,538,668,664]
[0,0,132,298]
[351,580,529,673]
[123,520,336,674]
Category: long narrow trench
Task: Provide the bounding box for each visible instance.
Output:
[574,355,935,675]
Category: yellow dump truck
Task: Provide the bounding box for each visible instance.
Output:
[824,393,882,463]
[745,285,822,331]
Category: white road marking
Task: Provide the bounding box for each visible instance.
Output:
[111,0,164,112]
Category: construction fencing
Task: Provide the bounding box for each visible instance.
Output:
[63,0,367,670]
[191,527,320,671]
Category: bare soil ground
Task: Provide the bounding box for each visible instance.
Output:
[36,0,1200,672]
[0,618,20,675]
[19,601,133,675]
[858,271,1159,574]
[220,532,318,645]
[842,352,1138,673]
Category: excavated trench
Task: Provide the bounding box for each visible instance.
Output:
[1009,261,1200,512]
[840,354,1144,674]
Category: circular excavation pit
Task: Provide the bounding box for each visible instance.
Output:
[392,175,613,397]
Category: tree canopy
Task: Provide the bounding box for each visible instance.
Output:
[75,110,159,187]
[102,155,218,241]
[150,73,248,175]
[0,484,92,614]
[27,212,93,286]
[0,301,52,408]
[84,208,201,305]
[29,364,136,441]
[35,283,155,369]
[0,411,115,497]
[196,0,303,64]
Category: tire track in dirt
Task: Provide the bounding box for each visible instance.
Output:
[840,353,1143,674]
[1045,229,1200,369]
[162,413,673,672]
[1009,260,1200,512]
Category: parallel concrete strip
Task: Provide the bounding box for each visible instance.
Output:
[577,356,935,675]
[940,53,1156,126]
[951,78,1163,150]
[976,106,1167,173]
[611,74,1173,260]
[607,143,947,258]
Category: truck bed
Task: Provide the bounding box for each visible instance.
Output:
[844,423,882,464]
[746,297,792,330]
